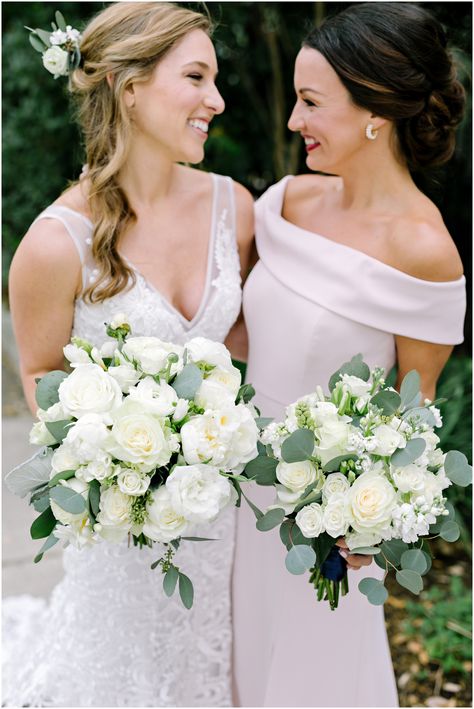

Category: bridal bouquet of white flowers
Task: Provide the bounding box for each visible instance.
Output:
[244,355,471,610]
[6,316,259,608]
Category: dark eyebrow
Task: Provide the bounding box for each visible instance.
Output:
[183,60,218,78]
[298,87,325,96]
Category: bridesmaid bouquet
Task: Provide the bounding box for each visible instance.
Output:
[245,355,471,610]
[6,316,259,608]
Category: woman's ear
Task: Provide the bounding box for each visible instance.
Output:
[370,114,387,131]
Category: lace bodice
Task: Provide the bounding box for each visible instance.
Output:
[2,173,242,708]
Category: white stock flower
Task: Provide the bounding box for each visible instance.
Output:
[107,400,174,473]
[295,503,324,538]
[194,366,241,410]
[64,413,110,464]
[391,463,427,494]
[371,424,406,457]
[322,472,350,502]
[276,460,319,493]
[143,487,188,542]
[50,478,88,526]
[58,364,122,419]
[107,364,141,394]
[51,444,80,476]
[29,421,56,446]
[76,451,114,483]
[186,337,233,370]
[348,466,397,534]
[127,377,178,416]
[345,529,383,551]
[42,46,69,78]
[166,464,233,523]
[63,343,91,367]
[341,374,372,397]
[122,337,183,376]
[96,485,132,542]
[116,467,151,496]
[323,493,350,538]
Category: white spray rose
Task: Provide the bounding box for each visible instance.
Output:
[391,463,427,494]
[323,493,350,538]
[186,337,233,370]
[322,472,351,502]
[166,464,233,523]
[95,485,132,542]
[348,467,397,534]
[116,467,151,496]
[276,460,319,493]
[50,478,89,526]
[58,364,122,419]
[295,503,324,538]
[371,424,406,457]
[29,421,56,446]
[42,46,69,78]
[122,337,183,376]
[143,487,188,543]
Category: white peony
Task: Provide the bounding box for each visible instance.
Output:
[166,464,233,523]
[42,46,69,78]
[122,337,183,376]
[322,472,351,502]
[371,424,406,457]
[95,485,132,542]
[341,374,372,397]
[64,413,110,464]
[143,487,188,542]
[50,477,89,526]
[29,421,56,446]
[348,467,397,534]
[194,366,241,410]
[323,493,350,538]
[127,377,178,417]
[295,503,324,538]
[58,364,123,419]
[107,364,141,394]
[391,463,427,494]
[185,337,233,370]
[276,460,320,493]
[116,467,151,496]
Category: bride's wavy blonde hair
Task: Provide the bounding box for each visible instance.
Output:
[69,2,212,303]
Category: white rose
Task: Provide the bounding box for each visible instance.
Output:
[50,477,88,526]
[37,401,69,423]
[371,424,406,457]
[29,421,56,446]
[345,529,383,551]
[322,472,351,502]
[77,451,114,483]
[391,463,427,494]
[341,374,372,397]
[348,468,397,533]
[166,464,233,523]
[107,364,141,394]
[58,364,123,419]
[122,337,183,376]
[143,487,188,542]
[116,467,151,496]
[63,343,91,367]
[315,418,353,466]
[107,400,173,472]
[64,413,110,464]
[42,46,69,78]
[275,485,301,515]
[295,503,324,538]
[127,377,178,416]
[323,494,350,538]
[96,485,132,542]
[51,444,80,476]
[186,337,233,370]
[276,460,319,493]
[194,366,241,410]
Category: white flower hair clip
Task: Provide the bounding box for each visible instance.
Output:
[25,11,82,79]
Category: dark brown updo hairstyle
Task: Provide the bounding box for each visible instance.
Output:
[303,2,465,171]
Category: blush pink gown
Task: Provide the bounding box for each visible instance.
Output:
[232,175,466,707]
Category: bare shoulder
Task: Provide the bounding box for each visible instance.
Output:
[232,180,254,248]
[389,209,464,282]
[283,173,341,217]
[54,181,92,219]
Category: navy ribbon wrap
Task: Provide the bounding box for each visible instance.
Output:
[321,546,347,581]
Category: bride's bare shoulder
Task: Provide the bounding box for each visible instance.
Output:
[53,180,92,219]
[283,173,341,217]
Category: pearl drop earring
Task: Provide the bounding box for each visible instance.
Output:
[365,123,378,140]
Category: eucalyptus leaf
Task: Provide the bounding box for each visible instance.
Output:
[281,429,315,463]
[396,569,423,594]
[350,546,381,555]
[358,577,380,595]
[237,383,255,403]
[420,550,432,576]
[400,549,428,574]
[45,419,72,443]
[322,454,358,473]
[163,566,179,597]
[31,489,51,513]
[256,508,285,532]
[378,539,408,567]
[444,450,472,487]
[88,480,101,518]
[29,33,47,52]
[178,572,194,609]
[399,370,421,410]
[55,10,67,30]
[255,417,274,430]
[370,389,401,415]
[49,485,86,514]
[33,27,52,47]
[401,407,436,428]
[328,354,370,392]
[5,447,53,498]
[35,370,68,410]
[34,531,59,563]
[391,438,426,467]
[244,455,278,486]
[30,506,56,540]
[241,491,264,520]
[279,519,293,550]
[440,520,460,542]
[285,544,316,575]
[180,536,217,542]
[171,363,203,400]
[358,577,388,605]
[48,469,76,488]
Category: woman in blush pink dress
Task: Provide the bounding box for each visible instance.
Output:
[233,4,466,707]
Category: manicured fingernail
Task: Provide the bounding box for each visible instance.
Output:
[339,550,348,558]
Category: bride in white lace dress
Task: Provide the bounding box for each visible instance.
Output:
[4,4,253,706]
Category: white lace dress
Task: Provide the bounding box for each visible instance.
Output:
[2,173,243,708]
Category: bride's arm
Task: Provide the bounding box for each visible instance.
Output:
[8,219,82,414]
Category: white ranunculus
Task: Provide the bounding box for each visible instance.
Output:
[37,402,69,423]
[107,400,174,472]
[64,413,110,464]
[166,464,233,523]
[58,364,123,419]
[195,366,241,410]
[391,463,427,494]
[50,477,89,526]
[76,451,114,483]
[322,472,351,502]
[186,337,233,371]
[42,46,69,78]
[122,337,183,376]
[371,424,406,457]
[116,467,151,496]
[107,364,141,394]
[127,377,178,416]
[51,444,80,476]
[295,503,324,538]
[96,485,132,542]
[314,418,353,466]
[348,467,397,534]
[344,529,383,551]
[110,313,130,330]
[29,421,56,446]
[63,343,91,367]
[276,460,319,493]
[143,487,188,542]
[340,374,372,397]
[323,493,350,538]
